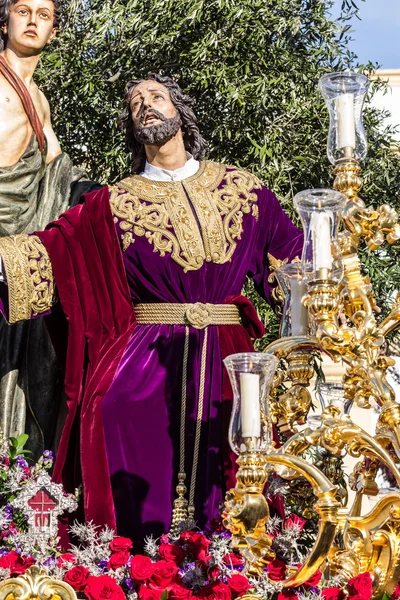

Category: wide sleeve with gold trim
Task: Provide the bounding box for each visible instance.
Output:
[0,233,56,324]
[248,186,304,306]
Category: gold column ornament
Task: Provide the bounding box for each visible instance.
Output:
[266,337,319,435]
[0,566,77,600]
[223,452,273,576]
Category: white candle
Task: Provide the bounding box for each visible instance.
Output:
[336,94,356,150]
[291,278,308,336]
[240,373,261,438]
[311,211,333,271]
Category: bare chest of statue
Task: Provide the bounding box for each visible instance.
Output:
[0,73,45,168]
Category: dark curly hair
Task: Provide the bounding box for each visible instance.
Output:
[118,73,207,174]
[0,0,62,51]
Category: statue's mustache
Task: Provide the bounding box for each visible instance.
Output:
[139,109,167,126]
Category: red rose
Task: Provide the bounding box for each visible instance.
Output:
[267,559,287,581]
[198,582,232,600]
[0,551,20,569]
[393,583,400,600]
[0,551,34,576]
[110,536,133,552]
[108,550,130,570]
[208,565,221,580]
[159,543,186,565]
[347,573,373,599]
[139,585,164,600]
[150,560,179,587]
[85,574,126,600]
[304,569,322,587]
[227,574,251,596]
[170,583,193,600]
[12,555,35,576]
[131,555,155,582]
[284,514,307,533]
[64,566,90,591]
[223,553,244,568]
[322,588,345,600]
[277,591,298,600]
[180,532,210,561]
[57,553,77,567]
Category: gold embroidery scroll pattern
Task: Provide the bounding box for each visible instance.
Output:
[109,185,206,272]
[183,179,225,263]
[17,235,55,316]
[0,234,55,323]
[109,162,260,270]
[210,168,262,264]
[118,169,217,270]
[0,235,31,323]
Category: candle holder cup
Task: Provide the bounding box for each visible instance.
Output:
[294,189,346,286]
[223,353,278,455]
[318,71,369,165]
[317,382,354,416]
[275,263,309,338]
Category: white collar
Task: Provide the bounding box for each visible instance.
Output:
[141,153,200,181]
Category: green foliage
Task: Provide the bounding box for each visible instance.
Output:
[8,434,31,461]
[35,0,400,343]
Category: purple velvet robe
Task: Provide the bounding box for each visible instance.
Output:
[101,163,303,541]
[0,161,303,543]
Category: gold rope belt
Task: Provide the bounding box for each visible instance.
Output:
[134,302,240,533]
[135,302,240,328]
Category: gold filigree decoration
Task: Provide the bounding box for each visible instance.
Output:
[0,234,55,324]
[0,565,77,599]
[267,254,301,284]
[268,254,301,310]
[109,161,261,272]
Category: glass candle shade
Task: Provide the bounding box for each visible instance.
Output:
[275,263,309,337]
[317,382,354,415]
[223,353,278,455]
[318,71,369,164]
[294,189,346,283]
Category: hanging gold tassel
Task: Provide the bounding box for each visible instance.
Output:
[169,472,189,536]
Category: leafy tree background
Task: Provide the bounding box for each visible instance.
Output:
[36,0,400,346]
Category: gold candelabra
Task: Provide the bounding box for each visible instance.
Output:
[223,71,400,598]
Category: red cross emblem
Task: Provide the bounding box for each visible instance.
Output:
[27,489,57,528]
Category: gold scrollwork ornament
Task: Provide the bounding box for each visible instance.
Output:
[0,566,77,600]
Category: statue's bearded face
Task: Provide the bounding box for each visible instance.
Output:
[130,80,182,145]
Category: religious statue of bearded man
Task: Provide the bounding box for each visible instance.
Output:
[0,0,98,458]
[0,73,303,544]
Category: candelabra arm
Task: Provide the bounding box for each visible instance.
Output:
[376,400,400,460]
[318,418,400,485]
[264,336,320,358]
[376,293,400,339]
[278,428,318,458]
[266,453,340,587]
[264,337,319,434]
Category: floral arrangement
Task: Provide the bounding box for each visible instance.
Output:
[0,433,398,600]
